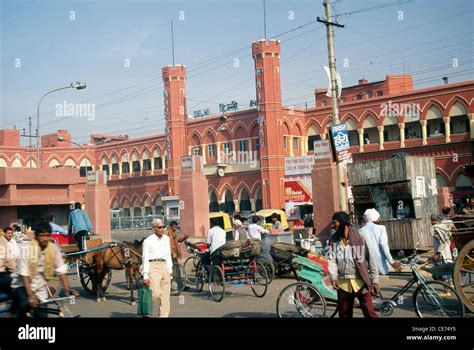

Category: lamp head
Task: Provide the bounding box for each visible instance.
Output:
[71,81,87,90]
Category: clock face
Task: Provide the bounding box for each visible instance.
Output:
[217,168,225,177]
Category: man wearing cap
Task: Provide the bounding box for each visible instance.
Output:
[142,218,173,317]
[358,209,401,275]
[233,219,248,241]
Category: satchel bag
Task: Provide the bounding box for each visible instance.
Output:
[137,287,153,316]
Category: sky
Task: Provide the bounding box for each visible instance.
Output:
[1,0,473,145]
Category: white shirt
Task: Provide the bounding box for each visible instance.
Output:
[6,238,20,261]
[359,222,394,275]
[142,234,173,279]
[11,242,67,301]
[248,223,269,241]
[207,226,227,254]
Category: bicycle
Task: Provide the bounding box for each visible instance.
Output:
[170,262,186,296]
[377,249,464,318]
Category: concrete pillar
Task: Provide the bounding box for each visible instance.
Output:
[444,117,451,143]
[421,120,428,145]
[289,136,294,157]
[161,156,166,174]
[248,138,253,156]
[312,158,340,243]
[233,199,240,212]
[301,136,307,155]
[84,171,111,241]
[232,140,237,155]
[399,123,405,148]
[469,113,474,139]
[437,187,451,214]
[179,156,210,238]
[378,125,384,150]
[320,133,327,140]
[216,142,222,163]
[118,161,122,179]
[201,144,206,165]
[358,129,364,152]
[250,198,256,212]
[139,159,144,175]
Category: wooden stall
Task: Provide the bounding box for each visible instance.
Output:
[348,155,438,250]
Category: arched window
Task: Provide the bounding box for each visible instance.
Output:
[79,158,93,177]
[255,187,262,211]
[155,194,164,216]
[111,155,119,175]
[209,191,219,213]
[383,115,400,142]
[426,105,444,137]
[144,197,153,216]
[142,150,151,171]
[153,149,163,170]
[121,153,130,174]
[307,124,321,151]
[362,115,378,144]
[0,158,7,167]
[101,157,109,175]
[436,174,448,187]
[346,119,359,146]
[131,151,140,173]
[223,190,235,214]
[455,173,472,188]
[49,159,61,168]
[239,188,252,215]
[449,102,469,134]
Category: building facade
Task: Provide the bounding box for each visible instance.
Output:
[1,39,473,226]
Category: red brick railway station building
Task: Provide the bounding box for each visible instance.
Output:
[0,39,473,227]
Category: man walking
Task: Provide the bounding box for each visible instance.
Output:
[10,221,79,317]
[68,202,93,250]
[142,219,173,317]
[358,209,401,275]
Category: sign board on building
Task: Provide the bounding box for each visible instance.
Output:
[284,179,312,202]
[330,123,352,165]
[313,140,331,160]
[284,155,315,176]
[181,156,193,172]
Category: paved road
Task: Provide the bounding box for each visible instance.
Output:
[61,269,423,318]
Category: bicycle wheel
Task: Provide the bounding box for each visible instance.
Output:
[171,263,186,296]
[256,256,275,284]
[251,262,269,298]
[195,262,206,292]
[209,265,225,302]
[183,256,200,286]
[413,280,464,318]
[276,282,326,318]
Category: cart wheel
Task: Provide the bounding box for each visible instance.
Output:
[171,263,186,296]
[256,256,275,284]
[251,262,269,298]
[413,280,464,318]
[276,282,326,318]
[79,265,113,295]
[183,256,200,286]
[209,265,225,302]
[453,239,474,313]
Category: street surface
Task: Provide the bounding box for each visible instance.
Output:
[63,268,423,318]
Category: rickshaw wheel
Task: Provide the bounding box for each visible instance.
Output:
[453,240,474,313]
[276,282,327,318]
[79,265,113,295]
[256,256,275,284]
[251,262,269,297]
[209,265,225,302]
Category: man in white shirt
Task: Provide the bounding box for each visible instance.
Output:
[358,209,401,275]
[142,218,173,317]
[248,216,269,241]
[3,226,20,263]
[207,219,227,254]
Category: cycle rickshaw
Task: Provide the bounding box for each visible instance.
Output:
[276,245,465,318]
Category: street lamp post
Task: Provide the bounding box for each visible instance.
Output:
[37,82,87,168]
[57,136,90,178]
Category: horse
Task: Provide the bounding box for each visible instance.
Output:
[86,240,143,304]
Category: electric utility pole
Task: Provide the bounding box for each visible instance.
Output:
[317,0,347,212]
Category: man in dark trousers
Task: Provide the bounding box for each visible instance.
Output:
[327,211,379,318]
[68,202,93,250]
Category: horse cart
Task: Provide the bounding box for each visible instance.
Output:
[54,236,143,304]
[452,214,474,313]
